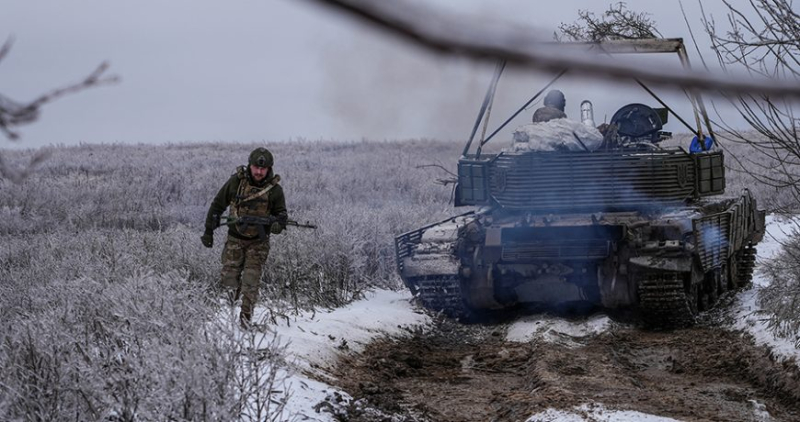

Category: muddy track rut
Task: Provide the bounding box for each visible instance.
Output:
[318,314,800,422]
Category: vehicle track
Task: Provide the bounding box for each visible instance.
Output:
[324,314,800,422]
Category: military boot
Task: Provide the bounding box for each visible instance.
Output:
[239,310,252,330]
[226,286,241,307]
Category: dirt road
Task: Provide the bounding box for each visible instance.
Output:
[320,313,800,422]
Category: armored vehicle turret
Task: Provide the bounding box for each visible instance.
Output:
[395,39,765,327]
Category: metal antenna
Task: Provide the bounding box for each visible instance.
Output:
[463,60,506,157]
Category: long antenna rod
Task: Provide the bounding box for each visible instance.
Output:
[462,60,505,157]
[676,45,716,150]
[475,61,507,158]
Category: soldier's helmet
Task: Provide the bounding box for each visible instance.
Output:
[248,147,274,168]
[543,90,566,111]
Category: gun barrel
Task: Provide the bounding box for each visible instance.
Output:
[219,215,317,229]
[287,220,318,229]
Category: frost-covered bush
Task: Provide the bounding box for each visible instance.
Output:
[0,139,457,420]
[0,269,291,421]
[759,225,800,347]
[0,139,457,306]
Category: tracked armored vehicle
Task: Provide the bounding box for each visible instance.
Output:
[395,39,766,327]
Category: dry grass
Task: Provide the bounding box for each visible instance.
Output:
[0,138,459,420]
[1,134,797,420]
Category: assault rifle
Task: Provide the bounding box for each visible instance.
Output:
[217,215,317,240]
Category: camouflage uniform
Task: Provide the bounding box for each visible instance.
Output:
[532,106,567,123]
[203,148,287,326]
[532,89,567,123]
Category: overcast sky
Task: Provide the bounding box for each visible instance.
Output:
[0,0,767,149]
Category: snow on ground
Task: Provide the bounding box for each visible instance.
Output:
[730,214,800,362]
[250,289,430,421]
[240,216,798,421]
[256,289,429,374]
[528,401,772,422]
[526,404,683,422]
[506,314,612,347]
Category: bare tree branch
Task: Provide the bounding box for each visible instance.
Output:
[0,59,118,140]
[304,0,800,99]
[699,0,800,341]
[416,163,456,178]
[0,37,12,63]
[0,36,118,182]
[557,2,663,42]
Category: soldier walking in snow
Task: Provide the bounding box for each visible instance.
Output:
[202,147,287,328]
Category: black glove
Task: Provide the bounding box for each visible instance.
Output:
[201,231,214,248]
[269,222,284,235]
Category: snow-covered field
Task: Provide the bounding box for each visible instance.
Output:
[249,290,430,420]
[526,404,685,422]
[247,215,799,421]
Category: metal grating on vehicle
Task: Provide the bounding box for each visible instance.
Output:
[457,161,491,204]
[502,239,610,261]
[395,229,425,274]
[394,211,475,274]
[490,150,696,211]
[456,148,726,211]
[695,152,726,195]
[693,212,731,272]
[692,192,757,272]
